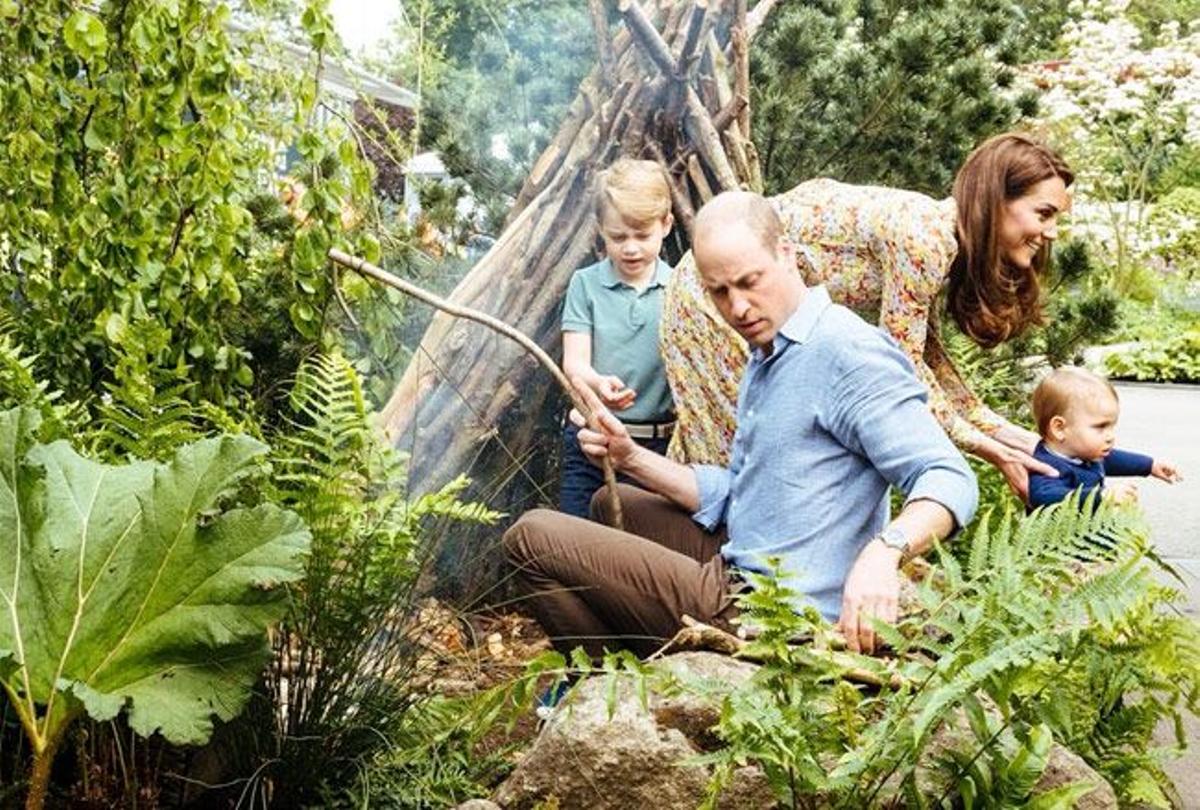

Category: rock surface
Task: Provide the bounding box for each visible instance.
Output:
[1034,746,1119,809]
[494,651,1118,809]
[493,652,774,809]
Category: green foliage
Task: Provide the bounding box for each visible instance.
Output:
[0,406,309,807]
[1125,0,1200,41]
[333,691,520,809]
[1105,324,1200,382]
[1019,0,1199,297]
[668,503,1197,807]
[1148,186,1200,276]
[0,324,76,442]
[0,0,372,415]
[752,0,1047,196]
[394,0,595,220]
[693,565,865,807]
[226,353,503,805]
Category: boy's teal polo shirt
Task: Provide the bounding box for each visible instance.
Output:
[561,257,675,424]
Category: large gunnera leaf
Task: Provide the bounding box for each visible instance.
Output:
[0,407,310,745]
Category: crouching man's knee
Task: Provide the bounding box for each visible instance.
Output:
[589,485,617,525]
[502,508,562,569]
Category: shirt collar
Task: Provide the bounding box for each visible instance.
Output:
[754,285,832,360]
[1041,442,1087,466]
[599,257,671,290]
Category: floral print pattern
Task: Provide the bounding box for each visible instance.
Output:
[661,178,1008,466]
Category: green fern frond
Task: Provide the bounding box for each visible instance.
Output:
[0,333,77,437]
[966,508,994,580]
[88,378,209,462]
[914,633,1060,744]
[264,350,503,790]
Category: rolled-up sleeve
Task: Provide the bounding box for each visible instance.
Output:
[691,463,732,531]
[826,335,978,531]
[902,462,978,532]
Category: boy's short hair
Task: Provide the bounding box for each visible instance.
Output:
[595,158,672,226]
[1032,367,1119,436]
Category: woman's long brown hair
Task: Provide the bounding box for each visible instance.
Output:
[948,133,1073,348]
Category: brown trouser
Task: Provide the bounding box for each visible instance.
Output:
[502,484,740,659]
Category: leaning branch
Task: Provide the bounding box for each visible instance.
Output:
[328,248,625,528]
[652,615,908,690]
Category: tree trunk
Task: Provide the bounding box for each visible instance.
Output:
[377,0,780,596]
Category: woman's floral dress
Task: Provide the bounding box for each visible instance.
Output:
[662,178,1007,466]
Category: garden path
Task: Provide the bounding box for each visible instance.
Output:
[1112,382,1200,806]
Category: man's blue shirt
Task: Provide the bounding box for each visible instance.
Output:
[1027,441,1153,511]
[690,286,978,620]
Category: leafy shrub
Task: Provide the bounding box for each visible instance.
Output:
[641,502,1200,808]
[1148,186,1200,276]
[216,353,503,806]
[0,1,373,415]
[1105,326,1200,383]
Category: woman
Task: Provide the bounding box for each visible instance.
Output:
[662,132,1073,501]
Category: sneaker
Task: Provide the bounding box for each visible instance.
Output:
[534,679,572,722]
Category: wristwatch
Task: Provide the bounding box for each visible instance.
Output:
[874,525,910,559]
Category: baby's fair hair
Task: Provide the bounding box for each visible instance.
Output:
[595,158,672,226]
[1032,367,1118,437]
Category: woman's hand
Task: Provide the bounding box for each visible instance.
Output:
[989,422,1042,456]
[973,434,1058,503]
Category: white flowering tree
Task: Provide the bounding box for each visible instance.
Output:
[1020,0,1199,295]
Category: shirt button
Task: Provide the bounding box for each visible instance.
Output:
[747,408,755,419]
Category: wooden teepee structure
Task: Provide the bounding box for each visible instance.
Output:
[378,0,779,525]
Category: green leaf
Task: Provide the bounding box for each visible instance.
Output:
[64,11,108,62]
[83,119,107,152]
[1023,781,1100,810]
[0,408,310,746]
[102,311,127,344]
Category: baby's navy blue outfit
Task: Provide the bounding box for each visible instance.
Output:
[1027,441,1153,511]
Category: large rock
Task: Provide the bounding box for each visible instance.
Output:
[493,652,775,809]
[1035,746,1119,810]
[494,651,1118,809]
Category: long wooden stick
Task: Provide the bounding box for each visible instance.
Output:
[328,248,625,529]
[653,615,907,690]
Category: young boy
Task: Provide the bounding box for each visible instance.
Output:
[558,158,676,518]
[1028,367,1180,511]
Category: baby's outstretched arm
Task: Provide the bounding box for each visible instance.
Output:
[1151,460,1182,483]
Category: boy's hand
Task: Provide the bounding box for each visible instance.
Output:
[596,375,636,411]
[1151,460,1182,483]
[570,377,639,471]
[1103,481,1139,506]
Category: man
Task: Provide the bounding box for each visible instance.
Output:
[504,191,977,658]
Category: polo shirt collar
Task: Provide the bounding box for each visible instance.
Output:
[754,285,832,360]
[598,257,671,290]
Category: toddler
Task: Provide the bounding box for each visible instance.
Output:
[1028,367,1180,510]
